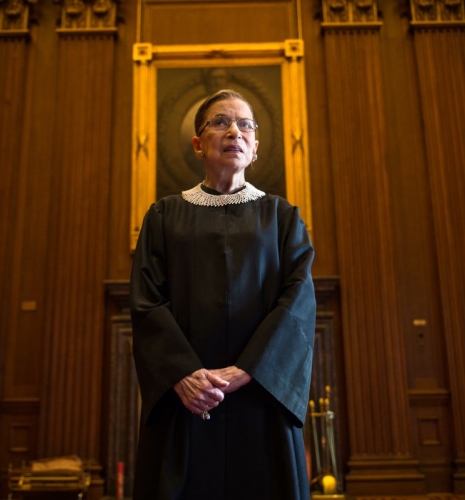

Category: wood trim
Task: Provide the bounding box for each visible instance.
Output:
[408,389,450,406]
[0,399,40,414]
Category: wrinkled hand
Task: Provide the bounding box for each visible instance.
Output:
[173,369,229,415]
[209,366,252,394]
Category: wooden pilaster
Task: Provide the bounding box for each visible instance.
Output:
[321,0,425,494]
[37,7,118,500]
[0,0,39,486]
[409,0,465,492]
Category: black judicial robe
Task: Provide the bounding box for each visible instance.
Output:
[130,188,316,500]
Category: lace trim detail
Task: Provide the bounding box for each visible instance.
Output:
[182,182,265,207]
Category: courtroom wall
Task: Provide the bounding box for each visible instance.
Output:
[1,0,464,496]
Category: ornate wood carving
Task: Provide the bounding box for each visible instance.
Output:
[321,0,382,29]
[410,0,465,26]
[56,0,118,34]
[0,0,35,36]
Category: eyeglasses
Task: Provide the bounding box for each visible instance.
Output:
[198,114,258,136]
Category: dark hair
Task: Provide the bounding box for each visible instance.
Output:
[194,89,255,136]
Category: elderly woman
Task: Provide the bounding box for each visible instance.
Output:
[130,89,316,500]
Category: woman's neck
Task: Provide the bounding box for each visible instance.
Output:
[202,173,246,194]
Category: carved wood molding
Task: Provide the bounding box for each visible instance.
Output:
[0,398,40,414]
[346,457,425,486]
[55,0,118,36]
[0,0,35,37]
[314,276,340,310]
[410,0,465,28]
[321,0,382,30]
[104,279,131,311]
[408,388,450,406]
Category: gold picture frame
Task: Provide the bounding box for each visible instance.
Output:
[131,40,312,251]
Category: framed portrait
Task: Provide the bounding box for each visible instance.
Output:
[131,41,312,251]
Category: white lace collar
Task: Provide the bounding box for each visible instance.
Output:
[182,182,265,207]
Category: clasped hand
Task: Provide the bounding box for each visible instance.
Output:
[173,366,251,415]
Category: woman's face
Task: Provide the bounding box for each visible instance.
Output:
[192,98,259,175]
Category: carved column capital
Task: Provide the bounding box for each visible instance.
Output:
[0,0,36,37]
[410,0,465,28]
[321,0,382,30]
[56,0,119,36]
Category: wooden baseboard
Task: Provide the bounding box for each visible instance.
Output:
[352,495,465,500]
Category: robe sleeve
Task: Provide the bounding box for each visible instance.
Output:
[130,204,203,425]
[235,205,316,427]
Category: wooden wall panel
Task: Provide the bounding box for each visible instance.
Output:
[377,3,455,492]
[1,0,465,497]
[143,2,296,44]
[0,399,40,453]
[380,3,449,390]
[323,25,424,494]
[0,37,28,399]
[104,308,139,498]
[409,391,453,492]
[0,35,41,481]
[412,26,465,494]
[301,0,339,277]
[38,34,115,461]
[105,0,137,280]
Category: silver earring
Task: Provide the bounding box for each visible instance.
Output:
[198,150,205,157]
[252,153,258,161]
